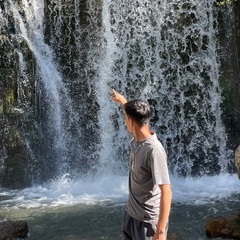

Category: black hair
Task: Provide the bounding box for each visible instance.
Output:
[123,99,150,125]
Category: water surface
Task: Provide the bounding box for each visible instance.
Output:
[0,173,239,239]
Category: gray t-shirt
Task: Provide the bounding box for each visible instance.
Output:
[126,133,170,223]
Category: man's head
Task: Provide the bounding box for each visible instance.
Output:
[123,99,151,127]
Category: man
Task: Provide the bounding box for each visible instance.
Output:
[112,89,172,240]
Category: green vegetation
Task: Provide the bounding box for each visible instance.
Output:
[217,0,237,6]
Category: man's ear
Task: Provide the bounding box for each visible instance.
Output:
[129,117,134,127]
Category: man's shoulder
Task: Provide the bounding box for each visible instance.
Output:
[146,134,163,147]
[145,136,166,157]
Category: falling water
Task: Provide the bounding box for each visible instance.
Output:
[1,0,232,180]
[86,0,230,177]
[5,0,83,181]
[0,1,240,239]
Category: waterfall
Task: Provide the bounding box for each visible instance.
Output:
[0,0,233,185]
[89,0,230,177]
[4,0,85,181]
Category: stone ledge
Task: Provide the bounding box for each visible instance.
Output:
[0,221,29,240]
[206,213,240,239]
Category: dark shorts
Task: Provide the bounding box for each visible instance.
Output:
[122,211,165,240]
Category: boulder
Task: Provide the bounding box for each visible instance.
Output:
[167,232,182,240]
[235,145,240,179]
[206,214,240,239]
[0,221,29,240]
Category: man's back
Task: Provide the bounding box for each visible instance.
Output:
[127,133,170,223]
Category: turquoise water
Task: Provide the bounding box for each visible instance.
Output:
[0,174,239,240]
[1,199,239,240]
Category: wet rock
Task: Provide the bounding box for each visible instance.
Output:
[235,145,240,179]
[206,214,240,239]
[0,221,29,240]
[167,232,182,240]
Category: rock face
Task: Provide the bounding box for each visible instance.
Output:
[0,2,36,188]
[0,1,240,188]
[235,145,240,179]
[167,232,182,240]
[0,221,29,240]
[206,214,240,239]
[218,0,240,157]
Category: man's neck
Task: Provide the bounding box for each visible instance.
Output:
[133,125,152,142]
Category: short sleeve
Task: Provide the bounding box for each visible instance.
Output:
[150,144,171,185]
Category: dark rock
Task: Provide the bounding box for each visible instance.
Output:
[0,221,29,240]
[206,214,240,239]
[235,145,240,179]
[167,232,182,240]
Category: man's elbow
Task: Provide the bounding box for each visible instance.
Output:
[160,184,172,196]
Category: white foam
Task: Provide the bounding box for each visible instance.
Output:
[171,173,240,205]
[0,173,239,209]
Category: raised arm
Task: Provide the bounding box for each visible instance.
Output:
[111,89,127,106]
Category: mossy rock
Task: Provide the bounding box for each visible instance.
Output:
[0,128,30,189]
